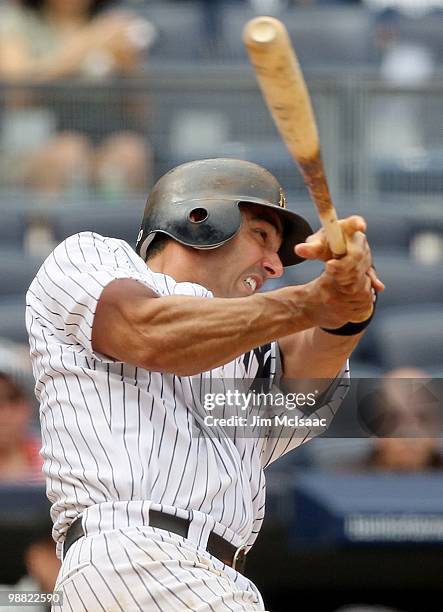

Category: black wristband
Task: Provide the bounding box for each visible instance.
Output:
[321,290,378,336]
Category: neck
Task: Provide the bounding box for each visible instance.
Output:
[147,243,208,288]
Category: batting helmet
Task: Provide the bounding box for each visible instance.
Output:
[136,158,312,266]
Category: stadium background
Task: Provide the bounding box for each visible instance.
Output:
[0,0,442,610]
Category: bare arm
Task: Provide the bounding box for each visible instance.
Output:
[0,13,143,80]
[279,327,361,380]
[92,279,315,376]
[93,216,384,378]
[0,28,99,80]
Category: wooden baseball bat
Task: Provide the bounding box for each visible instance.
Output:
[244,16,373,321]
[243,16,346,257]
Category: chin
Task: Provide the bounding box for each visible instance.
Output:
[239,288,254,298]
[221,288,243,298]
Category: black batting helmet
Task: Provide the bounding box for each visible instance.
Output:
[136,158,312,266]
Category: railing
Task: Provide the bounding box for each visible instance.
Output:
[1,68,442,212]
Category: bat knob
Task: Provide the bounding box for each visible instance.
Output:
[244,17,279,45]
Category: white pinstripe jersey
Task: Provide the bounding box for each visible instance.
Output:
[26,232,349,559]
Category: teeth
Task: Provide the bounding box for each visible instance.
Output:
[245,277,257,292]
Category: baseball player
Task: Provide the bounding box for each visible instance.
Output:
[26,159,383,611]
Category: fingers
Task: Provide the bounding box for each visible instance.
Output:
[340,215,367,238]
[325,233,371,285]
[326,230,385,293]
[368,266,385,292]
[295,215,367,262]
[294,214,386,295]
[315,272,374,325]
[323,269,373,304]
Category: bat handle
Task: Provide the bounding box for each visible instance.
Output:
[316,205,374,324]
[299,155,347,258]
[300,157,373,323]
[318,209,347,259]
[320,210,374,323]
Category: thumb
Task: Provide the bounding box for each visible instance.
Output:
[295,238,330,261]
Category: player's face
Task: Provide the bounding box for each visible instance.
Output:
[202,206,284,298]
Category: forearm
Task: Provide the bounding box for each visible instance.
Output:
[36,33,100,79]
[0,29,102,81]
[136,295,284,374]
[279,326,362,380]
[93,280,313,375]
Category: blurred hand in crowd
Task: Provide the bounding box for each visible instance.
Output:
[0,0,156,80]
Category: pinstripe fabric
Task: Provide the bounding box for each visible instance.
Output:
[56,526,265,611]
[26,232,349,611]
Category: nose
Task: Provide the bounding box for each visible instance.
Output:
[263,251,284,279]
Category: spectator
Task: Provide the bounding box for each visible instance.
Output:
[360,367,443,472]
[0,372,42,481]
[365,434,443,472]
[305,367,443,472]
[0,0,155,196]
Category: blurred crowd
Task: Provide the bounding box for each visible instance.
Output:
[0,0,440,196]
[0,1,442,610]
[0,371,59,612]
[0,0,154,196]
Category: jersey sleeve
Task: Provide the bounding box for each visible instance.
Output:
[26,232,159,361]
[261,360,350,468]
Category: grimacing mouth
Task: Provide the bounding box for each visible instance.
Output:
[244,277,256,292]
[244,275,263,293]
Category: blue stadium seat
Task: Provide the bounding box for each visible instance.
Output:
[370,304,443,370]
[164,144,310,195]
[408,215,443,263]
[265,252,443,368]
[51,206,142,247]
[384,9,443,63]
[0,252,42,297]
[375,149,443,195]
[266,253,442,310]
[0,209,25,251]
[349,361,384,378]
[370,254,442,309]
[0,250,44,346]
[0,297,27,345]
[363,212,412,253]
[144,2,207,62]
[220,5,377,66]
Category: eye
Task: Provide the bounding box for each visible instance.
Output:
[254,228,267,242]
